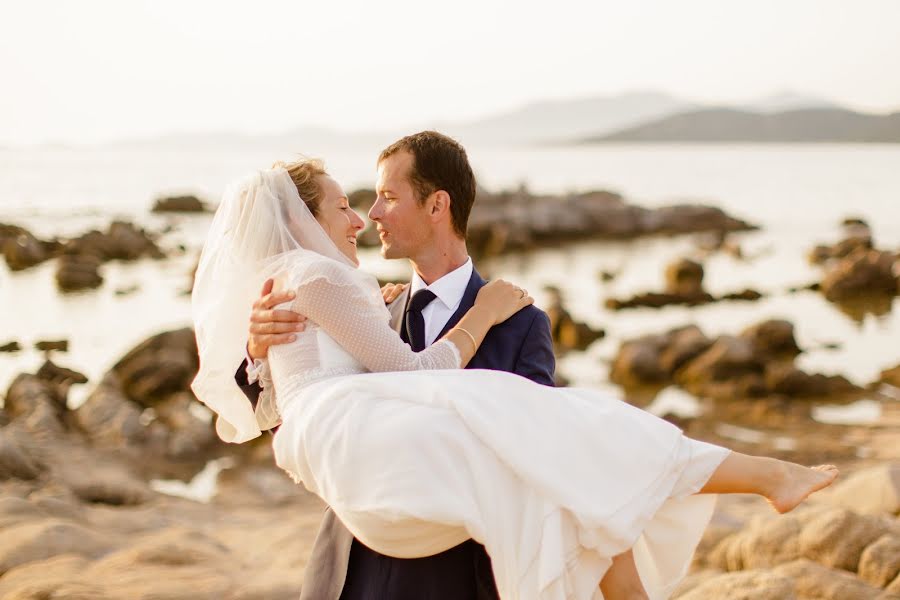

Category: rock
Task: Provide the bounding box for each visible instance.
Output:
[112,328,198,406]
[606,291,715,310]
[0,431,44,480]
[36,360,88,387]
[0,519,114,575]
[880,365,900,388]
[0,554,91,599]
[859,534,900,588]
[610,334,668,387]
[659,325,713,374]
[64,221,164,262]
[152,195,207,213]
[55,254,103,291]
[740,319,801,360]
[35,339,68,353]
[821,248,898,301]
[774,558,884,599]
[799,507,886,571]
[544,287,605,352]
[0,340,21,353]
[719,289,763,302]
[675,569,795,600]
[764,363,858,397]
[809,236,873,264]
[707,510,819,572]
[665,258,705,296]
[63,467,151,506]
[819,463,900,516]
[2,229,50,271]
[74,373,151,447]
[4,374,67,434]
[103,220,164,260]
[677,336,762,385]
[842,217,870,229]
[888,572,900,595]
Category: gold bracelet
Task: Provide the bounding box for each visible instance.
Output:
[454,327,478,355]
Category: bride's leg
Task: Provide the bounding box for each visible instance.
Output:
[599,550,648,600]
[698,451,838,513]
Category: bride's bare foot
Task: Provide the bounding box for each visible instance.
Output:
[766,462,839,513]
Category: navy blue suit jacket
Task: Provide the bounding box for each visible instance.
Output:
[235,267,556,600]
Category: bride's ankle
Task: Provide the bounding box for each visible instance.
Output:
[759,457,788,500]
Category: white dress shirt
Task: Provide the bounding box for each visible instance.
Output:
[408,257,474,347]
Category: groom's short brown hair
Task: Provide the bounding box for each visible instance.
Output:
[378,131,476,239]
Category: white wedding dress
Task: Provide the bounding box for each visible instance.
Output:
[260,254,730,600]
[189,168,729,600]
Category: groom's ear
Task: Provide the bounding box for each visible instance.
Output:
[428,190,452,221]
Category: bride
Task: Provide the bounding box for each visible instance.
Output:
[191,164,838,600]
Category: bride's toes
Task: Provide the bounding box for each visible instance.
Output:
[769,463,839,514]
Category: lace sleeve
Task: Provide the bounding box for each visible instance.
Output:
[288,262,461,373]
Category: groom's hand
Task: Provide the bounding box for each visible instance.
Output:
[247,279,307,360]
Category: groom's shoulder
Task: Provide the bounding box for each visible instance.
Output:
[496,304,550,336]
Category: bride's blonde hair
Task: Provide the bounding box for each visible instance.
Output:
[272,158,327,217]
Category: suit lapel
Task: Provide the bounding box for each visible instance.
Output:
[435,268,486,340]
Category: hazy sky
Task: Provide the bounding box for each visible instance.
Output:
[2,0,900,145]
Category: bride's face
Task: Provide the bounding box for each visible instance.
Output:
[314,175,365,265]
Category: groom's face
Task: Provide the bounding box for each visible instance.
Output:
[370,151,433,260]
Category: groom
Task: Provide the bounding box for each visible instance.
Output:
[236,131,556,599]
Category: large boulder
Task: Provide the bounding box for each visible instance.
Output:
[676,336,763,387]
[739,319,801,360]
[659,325,714,374]
[4,374,68,434]
[774,558,884,599]
[0,430,45,480]
[64,221,163,262]
[111,328,198,406]
[798,507,887,571]
[764,363,858,397]
[55,254,103,291]
[543,287,605,352]
[75,328,215,459]
[2,229,50,271]
[610,334,669,387]
[151,195,208,213]
[818,462,900,516]
[858,534,900,588]
[821,248,898,301]
[675,569,795,600]
[665,258,706,297]
[0,519,115,575]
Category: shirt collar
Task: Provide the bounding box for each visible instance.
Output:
[409,257,473,312]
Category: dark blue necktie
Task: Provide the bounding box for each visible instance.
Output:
[406,289,437,352]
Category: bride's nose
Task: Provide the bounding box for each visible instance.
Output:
[349,210,365,231]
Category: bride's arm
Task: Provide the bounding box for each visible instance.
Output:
[291,267,532,372]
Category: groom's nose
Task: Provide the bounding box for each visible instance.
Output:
[368,197,384,221]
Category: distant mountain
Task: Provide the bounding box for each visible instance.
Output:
[740,91,839,113]
[584,108,900,143]
[437,91,697,145]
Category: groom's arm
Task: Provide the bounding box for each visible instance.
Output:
[512,310,556,386]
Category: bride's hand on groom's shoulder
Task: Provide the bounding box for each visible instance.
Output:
[247,279,308,360]
[380,282,408,305]
[475,279,534,325]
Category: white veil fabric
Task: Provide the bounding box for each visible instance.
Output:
[190,167,359,443]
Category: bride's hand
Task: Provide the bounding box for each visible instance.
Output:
[475,279,534,324]
[380,282,408,305]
